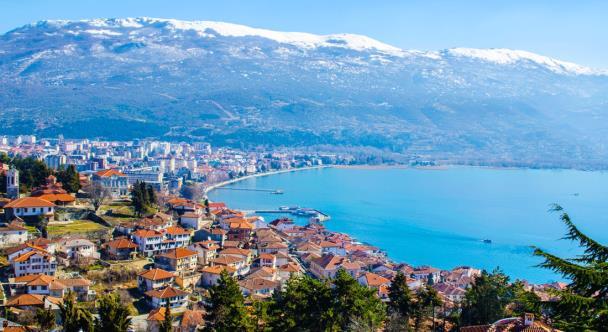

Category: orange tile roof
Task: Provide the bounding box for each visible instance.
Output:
[12,249,52,263]
[132,229,163,238]
[146,307,167,321]
[164,226,191,235]
[279,262,301,273]
[239,277,279,291]
[4,197,55,208]
[6,294,45,307]
[95,169,126,177]
[200,265,237,275]
[218,248,251,256]
[35,193,75,203]
[104,238,138,250]
[180,310,205,329]
[156,247,197,260]
[229,221,253,230]
[138,268,175,281]
[361,272,391,287]
[145,286,189,299]
[212,255,245,266]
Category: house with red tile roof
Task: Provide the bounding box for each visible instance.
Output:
[154,247,198,273]
[199,265,237,287]
[178,309,205,332]
[145,286,189,308]
[3,197,55,221]
[309,254,361,279]
[102,238,138,260]
[92,169,128,198]
[10,247,57,277]
[238,277,279,298]
[138,268,176,292]
[0,220,29,248]
[188,240,219,266]
[30,175,75,206]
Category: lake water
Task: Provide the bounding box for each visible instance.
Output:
[208,166,608,283]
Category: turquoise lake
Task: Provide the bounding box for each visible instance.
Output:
[208,166,608,283]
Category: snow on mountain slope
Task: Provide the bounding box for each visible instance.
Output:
[1,18,608,168]
[10,17,605,75]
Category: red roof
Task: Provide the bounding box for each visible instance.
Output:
[4,197,55,208]
[95,169,126,177]
[145,286,189,299]
[138,268,175,281]
[156,247,197,260]
[104,238,138,250]
[132,229,163,238]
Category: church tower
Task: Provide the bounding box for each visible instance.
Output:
[6,168,19,199]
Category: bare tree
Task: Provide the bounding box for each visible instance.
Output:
[84,182,111,211]
[180,182,204,201]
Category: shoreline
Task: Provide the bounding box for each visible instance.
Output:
[204,165,331,195]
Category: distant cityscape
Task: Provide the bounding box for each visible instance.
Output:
[0,133,567,331]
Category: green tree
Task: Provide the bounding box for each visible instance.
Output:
[159,302,173,332]
[11,155,51,191]
[131,180,157,216]
[533,205,608,331]
[60,291,94,332]
[56,164,81,193]
[508,281,541,317]
[415,284,442,331]
[94,292,132,332]
[332,269,386,331]
[252,299,272,332]
[204,271,252,331]
[36,308,56,330]
[269,275,335,331]
[388,271,414,328]
[460,268,513,326]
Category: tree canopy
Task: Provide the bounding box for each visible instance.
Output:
[131,180,158,216]
[204,271,252,331]
[533,204,608,330]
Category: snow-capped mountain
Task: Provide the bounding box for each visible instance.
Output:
[1,18,608,168]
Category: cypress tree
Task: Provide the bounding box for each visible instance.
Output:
[388,271,414,327]
[533,204,608,330]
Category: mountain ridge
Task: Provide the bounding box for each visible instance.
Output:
[1,17,608,168]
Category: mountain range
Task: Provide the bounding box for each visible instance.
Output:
[1,17,608,168]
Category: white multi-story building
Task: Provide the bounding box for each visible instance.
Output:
[92,169,129,198]
[131,229,164,257]
[3,197,55,220]
[0,221,29,248]
[11,248,57,277]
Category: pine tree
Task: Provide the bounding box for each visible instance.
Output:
[204,271,252,331]
[269,275,335,331]
[36,308,56,331]
[60,291,94,332]
[460,268,513,325]
[94,292,132,332]
[332,269,386,331]
[388,271,414,327]
[533,204,608,331]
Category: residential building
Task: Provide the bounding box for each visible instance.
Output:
[11,248,57,277]
[102,238,138,260]
[3,197,55,221]
[138,268,175,292]
[92,169,128,198]
[154,248,198,273]
[145,286,189,308]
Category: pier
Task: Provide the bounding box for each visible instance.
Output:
[253,207,331,222]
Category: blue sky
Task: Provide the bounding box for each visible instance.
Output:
[1,0,606,68]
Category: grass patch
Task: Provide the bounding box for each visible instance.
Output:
[47,220,108,236]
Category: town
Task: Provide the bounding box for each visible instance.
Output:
[0,135,564,331]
